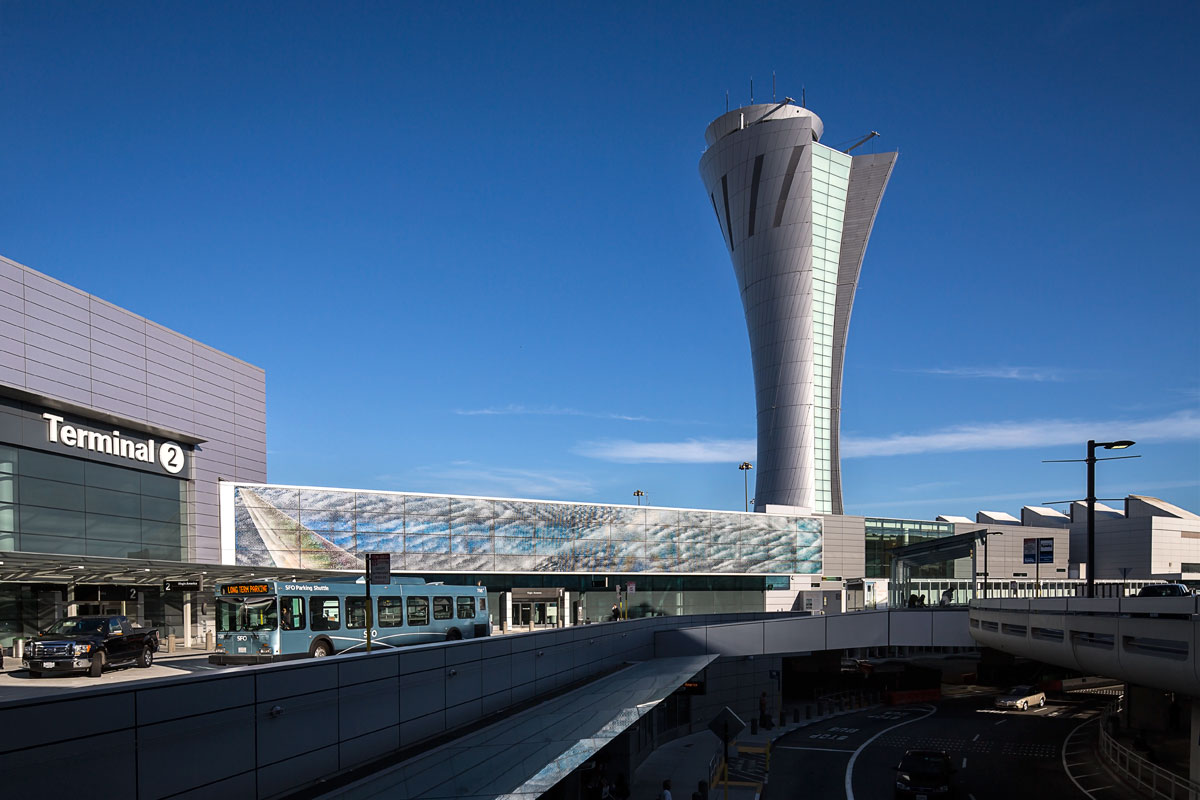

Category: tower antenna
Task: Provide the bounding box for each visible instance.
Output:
[750,77,754,104]
[726,90,729,113]
[801,86,806,108]
[773,71,776,102]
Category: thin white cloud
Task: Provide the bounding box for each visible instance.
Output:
[455,404,652,422]
[380,463,595,499]
[841,410,1200,458]
[575,411,1200,464]
[574,438,755,463]
[908,366,1067,382]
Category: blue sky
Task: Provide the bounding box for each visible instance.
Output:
[2,1,1197,520]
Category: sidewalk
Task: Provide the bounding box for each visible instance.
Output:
[0,644,211,674]
[632,699,878,800]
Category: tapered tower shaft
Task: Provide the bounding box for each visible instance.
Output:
[699,103,896,514]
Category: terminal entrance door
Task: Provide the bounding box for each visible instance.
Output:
[512,600,558,628]
[511,588,564,629]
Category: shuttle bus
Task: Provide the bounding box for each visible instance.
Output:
[210,575,489,664]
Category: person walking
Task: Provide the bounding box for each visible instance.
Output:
[759,691,773,729]
[659,779,673,800]
[610,602,620,621]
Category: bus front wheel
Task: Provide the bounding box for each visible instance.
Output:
[310,640,333,658]
[446,628,462,641]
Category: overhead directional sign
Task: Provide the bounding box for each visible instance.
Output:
[163,579,201,592]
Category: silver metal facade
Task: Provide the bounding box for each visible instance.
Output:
[0,254,266,561]
[699,104,896,514]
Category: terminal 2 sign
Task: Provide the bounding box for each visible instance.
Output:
[42,412,188,475]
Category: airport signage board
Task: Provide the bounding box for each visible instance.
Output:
[367,553,391,585]
[1024,537,1054,564]
[163,580,201,592]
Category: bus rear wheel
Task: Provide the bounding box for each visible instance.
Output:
[446,628,462,641]
[310,640,333,658]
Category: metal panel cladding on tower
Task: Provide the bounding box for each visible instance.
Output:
[699,102,896,515]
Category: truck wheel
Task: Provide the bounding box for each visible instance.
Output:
[89,652,105,678]
[137,646,153,668]
[310,640,332,658]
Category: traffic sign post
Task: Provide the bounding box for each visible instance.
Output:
[365,554,391,652]
[707,706,745,798]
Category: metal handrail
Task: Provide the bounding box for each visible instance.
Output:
[1099,697,1200,800]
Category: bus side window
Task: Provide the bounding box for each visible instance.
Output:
[378,597,403,627]
[479,597,486,611]
[433,596,453,621]
[407,596,429,626]
[456,596,475,619]
[281,596,306,630]
[346,597,368,629]
[310,597,341,631]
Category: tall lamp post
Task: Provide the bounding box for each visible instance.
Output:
[1044,439,1137,598]
[738,462,753,512]
[633,490,645,506]
[977,529,1002,599]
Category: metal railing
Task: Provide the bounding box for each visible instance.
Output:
[1099,697,1200,800]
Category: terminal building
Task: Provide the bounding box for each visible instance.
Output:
[0,251,1196,646]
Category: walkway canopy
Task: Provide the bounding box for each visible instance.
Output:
[325,655,718,799]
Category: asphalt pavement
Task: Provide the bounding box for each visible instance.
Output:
[764,693,1113,800]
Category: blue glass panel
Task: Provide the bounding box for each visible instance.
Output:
[405,534,450,554]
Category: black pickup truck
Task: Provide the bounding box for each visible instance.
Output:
[22,615,159,678]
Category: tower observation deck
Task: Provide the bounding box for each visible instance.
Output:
[699,102,897,514]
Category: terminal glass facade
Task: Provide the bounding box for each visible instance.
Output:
[864,517,956,579]
[0,443,187,561]
[232,485,823,575]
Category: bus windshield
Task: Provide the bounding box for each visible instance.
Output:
[216,598,278,632]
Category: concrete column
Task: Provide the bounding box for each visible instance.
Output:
[562,592,571,627]
[500,592,511,633]
[183,594,192,648]
[1124,684,1172,733]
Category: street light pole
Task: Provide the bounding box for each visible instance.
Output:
[1044,439,1136,598]
[738,462,753,512]
[633,490,645,506]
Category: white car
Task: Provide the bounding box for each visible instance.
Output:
[995,685,1046,711]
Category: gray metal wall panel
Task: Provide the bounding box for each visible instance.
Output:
[829,153,898,513]
[0,253,267,562]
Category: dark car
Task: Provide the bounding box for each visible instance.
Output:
[22,615,158,678]
[1136,584,1191,597]
[894,749,955,799]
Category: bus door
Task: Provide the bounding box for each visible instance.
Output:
[279,596,307,651]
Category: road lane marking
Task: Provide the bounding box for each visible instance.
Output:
[961,757,967,768]
[994,719,1007,725]
[972,734,980,742]
[776,746,856,753]
[844,704,938,800]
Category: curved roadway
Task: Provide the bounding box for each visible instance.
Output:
[765,692,1112,800]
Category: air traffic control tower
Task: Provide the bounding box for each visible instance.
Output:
[699,102,896,515]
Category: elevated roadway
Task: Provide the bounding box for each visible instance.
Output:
[968,596,1199,696]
